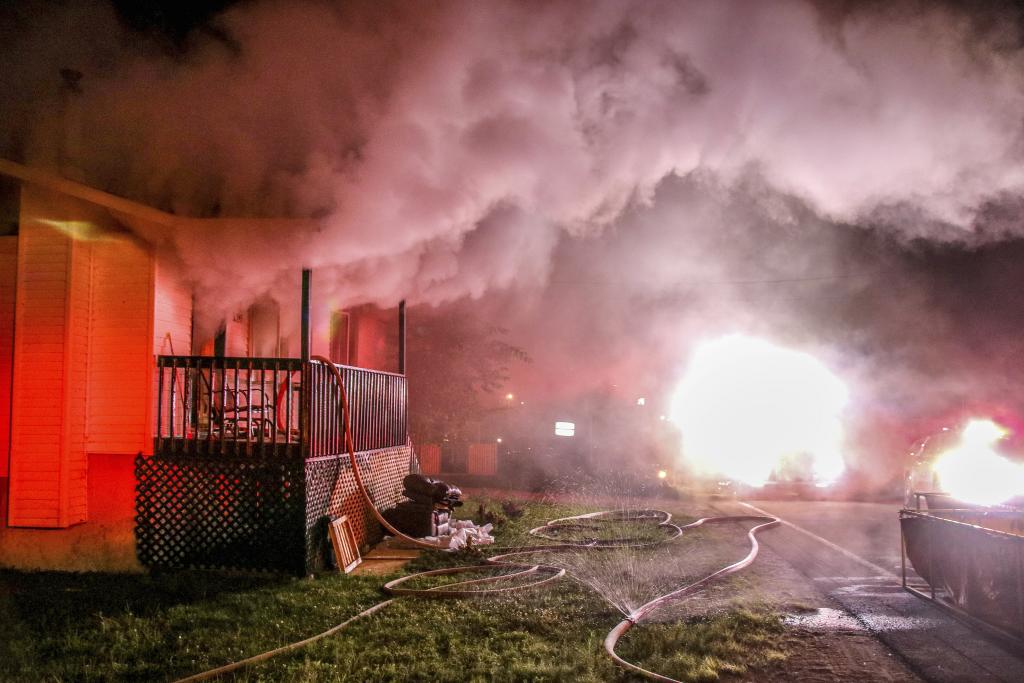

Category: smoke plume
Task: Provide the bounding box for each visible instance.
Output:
[6,0,1024,480]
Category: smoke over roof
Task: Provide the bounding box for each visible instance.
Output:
[5,0,1024,476]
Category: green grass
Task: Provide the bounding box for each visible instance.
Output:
[616,609,787,682]
[0,497,786,682]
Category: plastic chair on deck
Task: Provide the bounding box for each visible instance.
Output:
[221,388,276,440]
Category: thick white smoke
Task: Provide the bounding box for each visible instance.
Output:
[8,0,1024,484]
[4,0,1024,316]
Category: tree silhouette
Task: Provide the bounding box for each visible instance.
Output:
[406,305,529,444]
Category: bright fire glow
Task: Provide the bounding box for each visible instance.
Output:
[933,419,1024,506]
[670,335,848,486]
[657,469,668,480]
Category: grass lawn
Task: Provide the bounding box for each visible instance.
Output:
[0,497,785,682]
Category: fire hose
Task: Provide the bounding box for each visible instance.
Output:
[173,357,779,682]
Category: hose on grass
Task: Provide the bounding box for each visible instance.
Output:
[172,599,395,683]
[172,358,778,682]
[603,515,780,682]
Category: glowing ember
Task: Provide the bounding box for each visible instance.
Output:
[670,335,848,486]
[933,419,1024,506]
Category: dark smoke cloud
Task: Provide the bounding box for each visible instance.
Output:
[5,0,1024,480]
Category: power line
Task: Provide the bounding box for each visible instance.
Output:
[548,273,858,287]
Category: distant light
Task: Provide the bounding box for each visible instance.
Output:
[637,397,646,406]
[657,470,667,480]
[520,401,525,405]
[505,393,514,400]
[496,437,503,443]
[659,415,666,421]
[555,421,575,437]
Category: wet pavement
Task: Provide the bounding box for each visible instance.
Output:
[723,499,1024,682]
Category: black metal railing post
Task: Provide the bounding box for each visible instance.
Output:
[301,269,311,363]
[398,299,406,375]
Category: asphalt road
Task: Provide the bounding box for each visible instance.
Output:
[730,499,1024,683]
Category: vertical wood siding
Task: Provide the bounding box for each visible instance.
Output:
[7,186,102,527]
[9,210,73,526]
[87,238,152,455]
[0,236,16,478]
[65,229,90,524]
[467,442,498,475]
[418,443,441,475]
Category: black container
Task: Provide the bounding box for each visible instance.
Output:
[383,501,438,538]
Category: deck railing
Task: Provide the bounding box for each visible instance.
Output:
[154,356,407,458]
[303,361,407,458]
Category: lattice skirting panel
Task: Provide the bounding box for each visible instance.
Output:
[304,445,414,572]
[136,456,308,573]
[136,445,415,574]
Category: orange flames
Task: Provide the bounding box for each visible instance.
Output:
[670,335,848,487]
[933,419,1024,506]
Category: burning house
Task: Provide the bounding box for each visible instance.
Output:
[0,159,414,574]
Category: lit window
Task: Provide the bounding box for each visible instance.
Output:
[555,421,575,437]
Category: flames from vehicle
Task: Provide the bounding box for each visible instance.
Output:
[933,419,1024,506]
[670,335,848,487]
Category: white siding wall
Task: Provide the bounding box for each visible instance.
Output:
[87,237,153,454]
[65,230,90,523]
[152,256,192,447]
[7,184,93,527]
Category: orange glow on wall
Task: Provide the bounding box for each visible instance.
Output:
[8,187,93,528]
[0,236,15,479]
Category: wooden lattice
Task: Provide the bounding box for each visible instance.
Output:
[304,445,413,572]
[135,456,306,573]
[136,445,414,574]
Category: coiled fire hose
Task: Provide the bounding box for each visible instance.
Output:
[173,358,779,682]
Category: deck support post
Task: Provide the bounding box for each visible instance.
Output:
[398,300,406,375]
